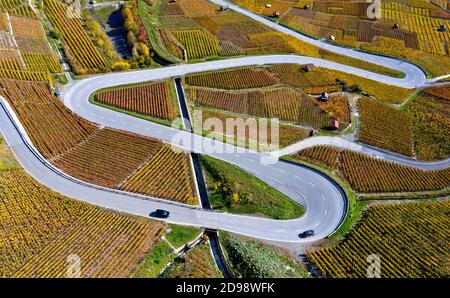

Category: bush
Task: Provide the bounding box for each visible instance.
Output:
[111,61,131,71]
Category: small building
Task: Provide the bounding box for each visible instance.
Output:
[392,23,400,29]
[438,24,447,32]
[272,11,280,18]
[320,92,329,101]
[329,35,336,41]
[304,4,310,10]
[265,4,272,8]
[220,5,229,11]
[330,119,339,130]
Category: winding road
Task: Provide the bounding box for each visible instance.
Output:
[0,1,447,243]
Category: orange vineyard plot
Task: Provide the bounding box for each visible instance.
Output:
[308,200,450,277]
[359,98,414,156]
[0,169,164,278]
[96,81,178,121]
[188,85,330,129]
[295,146,450,193]
[45,0,107,72]
[52,128,162,189]
[120,145,198,205]
[0,79,98,158]
[185,67,279,89]
[195,108,311,148]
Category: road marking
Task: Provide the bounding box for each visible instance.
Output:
[324,209,328,216]
[278,169,285,173]
[309,182,315,187]
[294,175,301,179]
[313,223,320,228]
[321,194,326,201]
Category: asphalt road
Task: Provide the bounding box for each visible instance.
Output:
[0,94,346,243]
[210,0,428,88]
[0,2,445,243]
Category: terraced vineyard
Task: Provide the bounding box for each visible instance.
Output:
[45,0,107,73]
[0,0,36,18]
[324,69,414,104]
[119,145,198,205]
[234,0,450,76]
[359,98,414,156]
[145,0,403,76]
[317,93,352,126]
[0,79,98,158]
[52,128,162,189]
[294,146,450,193]
[0,169,164,278]
[308,200,450,278]
[95,81,178,121]
[185,67,279,89]
[188,85,330,129]
[268,64,340,93]
[0,12,61,80]
[194,108,311,148]
[0,76,197,203]
[171,29,220,59]
[407,86,450,161]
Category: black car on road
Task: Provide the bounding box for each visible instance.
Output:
[298,230,315,238]
[151,209,170,218]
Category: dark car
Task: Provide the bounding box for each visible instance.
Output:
[151,209,170,218]
[298,230,315,238]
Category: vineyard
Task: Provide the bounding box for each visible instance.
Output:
[194,108,311,148]
[152,0,401,76]
[10,15,45,38]
[359,97,414,156]
[185,67,279,89]
[52,128,162,189]
[0,12,61,79]
[171,29,220,59]
[317,93,352,126]
[0,169,164,278]
[44,0,107,73]
[188,85,330,129]
[233,0,450,77]
[423,85,450,100]
[308,200,450,277]
[0,0,36,18]
[267,64,340,94]
[294,146,450,193]
[0,79,98,158]
[324,68,414,104]
[119,145,198,205]
[0,75,199,203]
[95,81,178,121]
[407,86,450,161]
